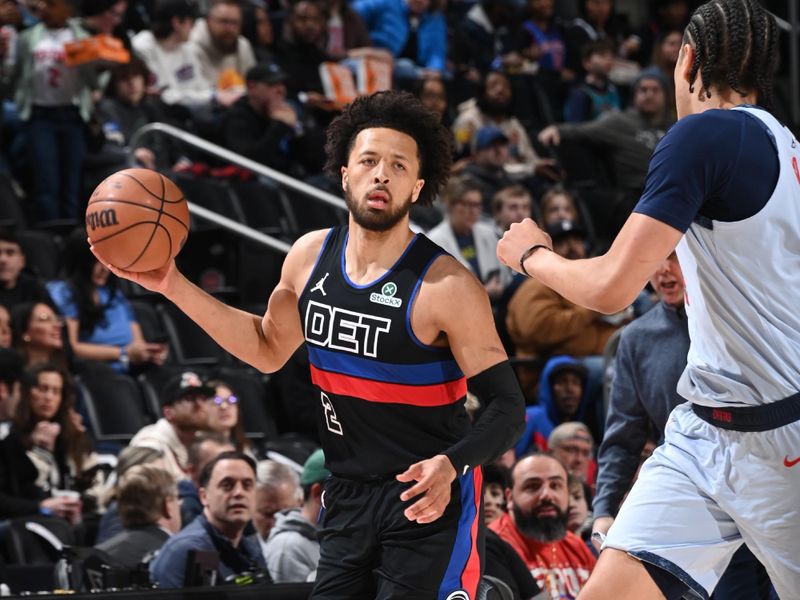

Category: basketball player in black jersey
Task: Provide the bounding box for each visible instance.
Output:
[94,91,526,599]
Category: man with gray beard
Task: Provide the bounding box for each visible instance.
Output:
[490,453,596,600]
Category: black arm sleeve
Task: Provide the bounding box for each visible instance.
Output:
[444,361,526,475]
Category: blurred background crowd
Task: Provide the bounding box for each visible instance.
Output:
[0,0,795,597]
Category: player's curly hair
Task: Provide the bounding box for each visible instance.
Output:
[324,90,453,207]
[683,0,779,108]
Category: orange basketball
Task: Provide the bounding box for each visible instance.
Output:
[86,169,190,272]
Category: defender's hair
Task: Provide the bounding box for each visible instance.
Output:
[683,0,779,108]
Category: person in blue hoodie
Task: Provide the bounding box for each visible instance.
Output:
[514,355,594,456]
[351,0,446,79]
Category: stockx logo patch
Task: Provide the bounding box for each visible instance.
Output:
[370,281,402,308]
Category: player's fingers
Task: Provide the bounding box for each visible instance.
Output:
[406,497,446,523]
[403,493,438,520]
[395,462,423,484]
[399,478,430,502]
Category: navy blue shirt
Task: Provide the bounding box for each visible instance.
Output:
[149,513,266,588]
[634,108,780,232]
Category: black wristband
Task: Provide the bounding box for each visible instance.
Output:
[519,244,551,277]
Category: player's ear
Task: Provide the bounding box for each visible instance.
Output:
[678,43,694,83]
[341,166,348,192]
[504,486,513,508]
[411,179,425,204]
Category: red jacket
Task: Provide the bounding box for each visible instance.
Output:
[490,513,596,599]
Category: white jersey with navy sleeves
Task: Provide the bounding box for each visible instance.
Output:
[676,106,800,408]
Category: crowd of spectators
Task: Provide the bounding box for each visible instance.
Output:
[0,0,792,597]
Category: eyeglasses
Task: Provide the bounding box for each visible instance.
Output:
[458,201,483,211]
[210,395,238,406]
[558,444,592,458]
[32,313,64,324]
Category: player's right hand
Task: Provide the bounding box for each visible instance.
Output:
[396,455,457,524]
[89,241,181,297]
[591,515,615,553]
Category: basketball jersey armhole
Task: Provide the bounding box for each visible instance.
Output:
[296,227,337,307]
[405,251,448,351]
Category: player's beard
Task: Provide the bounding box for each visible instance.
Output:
[513,501,569,543]
[345,184,413,232]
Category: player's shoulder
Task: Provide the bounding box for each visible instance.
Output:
[664,108,766,146]
[286,228,333,265]
[423,250,484,295]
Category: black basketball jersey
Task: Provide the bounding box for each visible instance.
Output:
[297,227,470,479]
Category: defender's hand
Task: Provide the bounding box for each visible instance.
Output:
[496,218,553,275]
[396,455,457,524]
[592,515,615,553]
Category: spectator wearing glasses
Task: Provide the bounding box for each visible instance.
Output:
[427,175,507,302]
[204,379,252,455]
[548,422,596,488]
[11,301,68,371]
[130,371,210,481]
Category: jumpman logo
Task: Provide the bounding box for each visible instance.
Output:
[311,273,329,296]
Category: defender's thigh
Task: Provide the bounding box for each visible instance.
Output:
[604,406,743,599]
[717,421,800,600]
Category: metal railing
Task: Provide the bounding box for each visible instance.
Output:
[128,122,349,255]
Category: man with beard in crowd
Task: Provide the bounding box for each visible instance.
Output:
[453,71,559,183]
[188,0,255,99]
[490,453,596,600]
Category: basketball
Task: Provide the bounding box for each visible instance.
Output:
[86,169,190,272]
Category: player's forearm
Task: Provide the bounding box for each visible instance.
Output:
[522,250,639,314]
[163,274,280,372]
[444,361,526,474]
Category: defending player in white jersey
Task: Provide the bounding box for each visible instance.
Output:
[498,1,799,598]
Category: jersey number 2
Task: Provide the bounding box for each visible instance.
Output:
[321,392,343,436]
[48,66,61,88]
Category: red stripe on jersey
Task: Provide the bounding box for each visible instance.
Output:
[310,365,467,407]
[461,467,483,596]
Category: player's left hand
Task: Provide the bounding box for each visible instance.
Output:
[396,455,457,524]
[497,218,553,275]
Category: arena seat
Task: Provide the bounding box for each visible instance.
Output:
[229,179,297,240]
[16,229,61,280]
[211,366,279,442]
[1,515,76,565]
[75,369,151,443]
[158,303,231,367]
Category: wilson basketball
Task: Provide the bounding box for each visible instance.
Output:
[86,169,190,272]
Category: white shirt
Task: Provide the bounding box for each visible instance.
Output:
[31,27,80,107]
[132,30,213,106]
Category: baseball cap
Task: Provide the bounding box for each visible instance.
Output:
[160,371,214,407]
[474,126,509,152]
[246,63,288,85]
[299,449,330,486]
[546,219,587,243]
